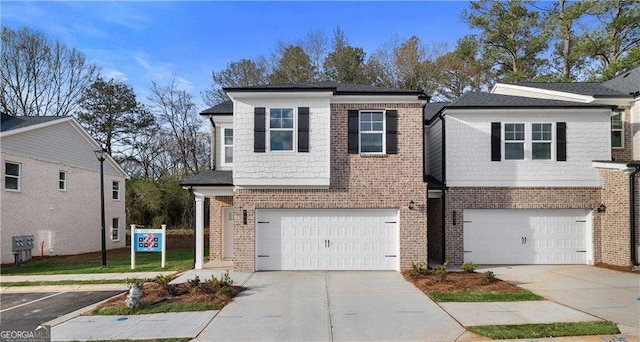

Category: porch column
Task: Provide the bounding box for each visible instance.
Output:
[195,195,205,269]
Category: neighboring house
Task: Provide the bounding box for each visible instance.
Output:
[0,114,128,264]
[183,82,428,271]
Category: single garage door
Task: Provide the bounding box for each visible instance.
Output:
[255,209,399,271]
[463,209,590,264]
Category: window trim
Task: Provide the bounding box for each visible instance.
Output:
[358,110,386,154]
[111,217,120,241]
[503,123,525,160]
[58,170,67,191]
[4,161,21,192]
[531,123,553,160]
[112,181,120,200]
[267,108,296,153]
[221,127,234,166]
[611,112,624,149]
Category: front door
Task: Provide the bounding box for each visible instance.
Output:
[222,207,234,258]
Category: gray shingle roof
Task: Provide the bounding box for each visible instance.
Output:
[181,170,233,186]
[224,81,426,96]
[200,100,233,115]
[449,92,613,108]
[424,102,450,121]
[513,82,626,96]
[1,113,68,133]
[602,66,640,95]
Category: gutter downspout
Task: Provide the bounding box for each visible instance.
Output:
[438,113,446,263]
[630,164,640,267]
[209,117,216,170]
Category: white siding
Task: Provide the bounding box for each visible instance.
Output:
[1,121,122,177]
[1,153,126,263]
[232,96,331,188]
[445,108,611,187]
[632,99,640,160]
[427,119,443,181]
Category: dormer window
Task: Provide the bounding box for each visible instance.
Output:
[269,108,294,151]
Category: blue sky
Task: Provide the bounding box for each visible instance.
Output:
[2,1,471,110]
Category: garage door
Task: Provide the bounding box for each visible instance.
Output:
[255,209,399,271]
[463,209,590,264]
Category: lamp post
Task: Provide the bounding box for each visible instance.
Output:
[93,148,107,267]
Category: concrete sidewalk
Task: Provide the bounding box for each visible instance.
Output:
[0,271,175,282]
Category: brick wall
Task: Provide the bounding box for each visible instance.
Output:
[427,198,444,262]
[209,196,233,261]
[444,187,600,265]
[612,106,633,162]
[232,102,427,272]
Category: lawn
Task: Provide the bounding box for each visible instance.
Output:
[468,321,620,339]
[0,246,206,275]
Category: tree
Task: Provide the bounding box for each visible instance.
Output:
[77,78,153,156]
[463,0,549,83]
[300,30,329,80]
[1,26,99,116]
[323,26,366,83]
[201,58,269,106]
[435,36,491,101]
[270,45,314,84]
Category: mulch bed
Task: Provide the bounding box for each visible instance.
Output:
[595,262,640,274]
[402,270,522,293]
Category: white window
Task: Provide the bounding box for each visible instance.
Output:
[111,217,120,241]
[611,112,623,148]
[222,128,233,164]
[269,108,294,151]
[59,171,67,191]
[4,162,20,191]
[112,181,120,200]
[532,123,552,160]
[504,123,525,160]
[360,111,385,153]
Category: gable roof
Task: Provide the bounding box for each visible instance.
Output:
[602,66,640,96]
[512,82,626,96]
[1,113,70,132]
[200,100,233,116]
[224,81,427,97]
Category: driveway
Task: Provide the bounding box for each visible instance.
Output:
[197,271,466,341]
[478,265,640,333]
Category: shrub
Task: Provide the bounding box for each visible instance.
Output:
[433,261,449,282]
[153,274,177,296]
[219,270,234,287]
[187,275,201,290]
[461,262,477,273]
[410,261,428,279]
[126,277,145,289]
[482,270,496,283]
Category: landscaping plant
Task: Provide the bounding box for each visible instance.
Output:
[410,261,428,279]
[482,270,496,283]
[461,262,476,273]
[434,261,449,282]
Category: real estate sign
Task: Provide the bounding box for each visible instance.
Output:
[131,225,166,269]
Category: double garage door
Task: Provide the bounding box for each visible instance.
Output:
[255,209,399,271]
[463,209,591,264]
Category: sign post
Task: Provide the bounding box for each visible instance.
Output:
[131,224,166,269]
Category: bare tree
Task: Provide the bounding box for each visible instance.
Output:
[300,30,328,80]
[1,26,99,116]
[201,58,269,106]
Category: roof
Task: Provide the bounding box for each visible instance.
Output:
[200,100,233,116]
[449,92,613,108]
[513,82,626,96]
[224,81,426,96]
[1,113,69,132]
[423,102,450,121]
[181,170,233,186]
[602,66,640,96]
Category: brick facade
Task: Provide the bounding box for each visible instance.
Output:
[612,106,633,162]
[230,102,427,272]
[444,187,600,265]
[208,196,233,261]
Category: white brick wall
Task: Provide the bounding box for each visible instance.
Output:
[232,96,331,188]
[445,108,611,187]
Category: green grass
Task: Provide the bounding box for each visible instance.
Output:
[0,279,129,286]
[430,289,543,302]
[92,301,221,315]
[468,321,620,339]
[1,246,207,275]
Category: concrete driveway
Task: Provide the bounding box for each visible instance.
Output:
[197,271,466,341]
[478,265,640,334]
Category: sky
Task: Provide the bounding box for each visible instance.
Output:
[1,1,472,111]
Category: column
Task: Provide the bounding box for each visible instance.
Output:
[195,195,205,269]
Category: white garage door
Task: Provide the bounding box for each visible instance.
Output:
[463,209,591,264]
[255,209,399,271]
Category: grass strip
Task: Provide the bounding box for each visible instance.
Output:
[92,302,221,315]
[468,321,619,339]
[429,289,543,302]
[0,279,129,287]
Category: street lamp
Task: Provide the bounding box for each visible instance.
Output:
[93,147,107,267]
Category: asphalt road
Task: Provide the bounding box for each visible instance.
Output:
[0,291,123,328]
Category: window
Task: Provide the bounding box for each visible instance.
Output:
[269,108,294,151]
[360,111,385,153]
[4,162,20,191]
[611,112,623,148]
[111,218,120,241]
[504,123,525,160]
[223,128,233,164]
[532,123,552,160]
[112,181,120,200]
[58,171,67,191]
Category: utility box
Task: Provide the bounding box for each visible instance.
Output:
[12,235,34,264]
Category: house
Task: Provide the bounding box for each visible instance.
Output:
[0,114,128,264]
[182,82,429,271]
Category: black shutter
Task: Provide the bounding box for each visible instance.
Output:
[348,110,359,154]
[557,122,567,161]
[491,122,501,161]
[386,110,398,154]
[254,107,266,153]
[298,107,309,152]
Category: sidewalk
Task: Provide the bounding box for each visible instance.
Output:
[0,271,175,282]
